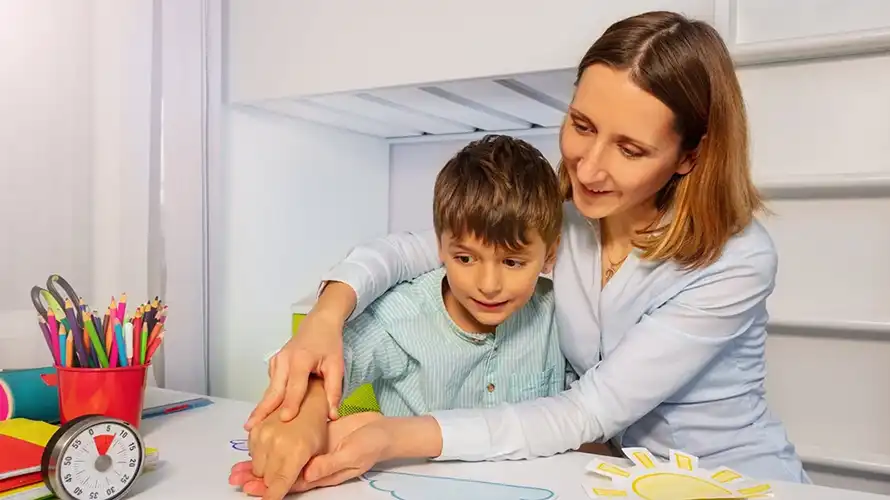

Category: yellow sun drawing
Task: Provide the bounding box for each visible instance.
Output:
[583,447,773,500]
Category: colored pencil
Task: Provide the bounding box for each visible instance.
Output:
[37,316,55,365]
[58,323,67,368]
[114,318,128,367]
[145,331,163,364]
[83,311,109,368]
[116,293,128,324]
[139,321,149,365]
[47,309,60,364]
[65,330,73,367]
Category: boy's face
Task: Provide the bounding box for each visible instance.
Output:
[438,230,557,332]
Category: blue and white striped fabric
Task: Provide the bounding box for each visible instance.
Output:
[342,266,573,417]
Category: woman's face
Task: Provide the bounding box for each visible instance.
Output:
[560,63,693,222]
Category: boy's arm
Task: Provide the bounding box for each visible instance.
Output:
[341,314,410,399]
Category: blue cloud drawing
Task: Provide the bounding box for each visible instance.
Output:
[362,470,555,500]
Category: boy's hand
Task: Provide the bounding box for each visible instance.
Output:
[230,411,384,497]
[232,404,328,500]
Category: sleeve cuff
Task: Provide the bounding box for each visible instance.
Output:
[429,410,492,462]
[319,261,376,321]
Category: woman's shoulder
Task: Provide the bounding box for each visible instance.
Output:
[718,218,778,271]
[656,218,778,302]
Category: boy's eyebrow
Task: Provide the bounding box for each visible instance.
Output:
[448,242,476,253]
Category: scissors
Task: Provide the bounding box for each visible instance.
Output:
[31,274,92,367]
[31,274,84,328]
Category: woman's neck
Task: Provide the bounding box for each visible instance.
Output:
[600,203,659,248]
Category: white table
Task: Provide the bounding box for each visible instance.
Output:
[130,388,888,499]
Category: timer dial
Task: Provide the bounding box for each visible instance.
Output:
[42,415,145,500]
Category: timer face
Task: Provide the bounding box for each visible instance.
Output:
[57,420,144,500]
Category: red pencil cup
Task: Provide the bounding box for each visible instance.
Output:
[41,365,149,429]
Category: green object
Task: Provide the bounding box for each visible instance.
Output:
[0,366,60,422]
[84,316,109,368]
[291,307,380,416]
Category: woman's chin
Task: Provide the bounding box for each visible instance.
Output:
[573,195,614,220]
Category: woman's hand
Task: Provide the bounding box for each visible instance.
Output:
[296,415,444,491]
[293,415,392,490]
[244,282,357,429]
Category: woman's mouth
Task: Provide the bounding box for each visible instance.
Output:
[583,186,613,196]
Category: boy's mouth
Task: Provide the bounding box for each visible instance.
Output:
[472,298,509,310]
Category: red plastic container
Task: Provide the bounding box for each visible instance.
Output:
[41,365,149,429]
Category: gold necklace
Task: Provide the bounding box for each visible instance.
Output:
[603,253,628,286]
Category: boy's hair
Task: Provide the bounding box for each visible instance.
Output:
[433,134,562,251]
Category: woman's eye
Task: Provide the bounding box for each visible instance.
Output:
[572,122,592,134]
[619,146,643,159]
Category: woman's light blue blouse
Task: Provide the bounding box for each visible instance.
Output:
[320,202,809,483]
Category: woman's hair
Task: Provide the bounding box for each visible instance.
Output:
[558,10,764,269]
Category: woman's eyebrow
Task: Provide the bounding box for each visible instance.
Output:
[569,107,659,152]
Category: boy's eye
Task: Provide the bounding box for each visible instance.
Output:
[503,259,524,268]
[455,255,473,264]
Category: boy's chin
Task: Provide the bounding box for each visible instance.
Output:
[467,308,513,327]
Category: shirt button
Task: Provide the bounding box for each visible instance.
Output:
[487,383,495,392]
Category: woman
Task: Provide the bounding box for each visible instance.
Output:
[245,10,809,487]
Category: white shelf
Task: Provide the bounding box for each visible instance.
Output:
[238,16,890,142]
[758,173,890,199]
[798,445,890,476]
[769,318,890,336]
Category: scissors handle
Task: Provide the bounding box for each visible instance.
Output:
[31,286,49,320]
[46,274,83,327]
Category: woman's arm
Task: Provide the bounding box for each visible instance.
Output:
[319,230,441,320]
[297,247,777,490]
[429,246,777,461]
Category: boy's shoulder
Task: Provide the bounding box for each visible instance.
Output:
[357,267,445,324]
[508,275,556,327]
[526,274,555,310]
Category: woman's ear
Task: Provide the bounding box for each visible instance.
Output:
[677,135,706,176]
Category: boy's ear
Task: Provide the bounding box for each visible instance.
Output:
[541,235,561,274]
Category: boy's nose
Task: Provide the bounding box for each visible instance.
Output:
[477,268,503,297]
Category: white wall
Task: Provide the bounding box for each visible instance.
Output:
[0,0,93,368]
[0,1,157,377]
[209,108,390,401]
[387,54,890,493]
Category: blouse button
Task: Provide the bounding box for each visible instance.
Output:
[487,383,495,392]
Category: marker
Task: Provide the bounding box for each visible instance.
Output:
[142,397,214,420]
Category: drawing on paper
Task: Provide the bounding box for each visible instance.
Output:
[361,470,555,500]
[584,448,773,500]
[230,439,248,452]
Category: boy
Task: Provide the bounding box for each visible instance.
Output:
[232,135,573,497]
[337,134,569,416]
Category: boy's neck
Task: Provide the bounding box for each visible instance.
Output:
[441,279,496,334]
